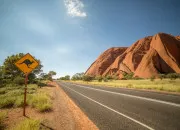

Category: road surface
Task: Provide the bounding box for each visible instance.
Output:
[57,81,180,130]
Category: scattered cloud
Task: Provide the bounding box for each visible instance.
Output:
[64,0,87,17]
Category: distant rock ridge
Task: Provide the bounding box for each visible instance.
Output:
[85,33,180,78]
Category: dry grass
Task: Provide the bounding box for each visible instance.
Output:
[0,84,52,112]
[28,93,52,112]
[70,79,180,93]
[0,111,7,129]
[14,119,40,130]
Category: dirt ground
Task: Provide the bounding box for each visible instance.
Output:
[1,82,98,130]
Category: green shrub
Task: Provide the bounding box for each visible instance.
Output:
[1,79,13,85]
[106,75,113,80]
[0,97,16,108]
[159,74,166,80]
[0,89,6,95]
[14,119,40,130]
[150,76,155,81]
[166,73,179,80]
[13,76,24,85]
[112,75,119,80]
[29,93,52,112]
[37,103,52,112]
[6,89,24,97]
[37,81,46,88]
[83,75,94,82]
[123,72,134,80]
[48,76,53,81]
[103,77,108,82]
[95,76,103,82]
[14,96,24,107]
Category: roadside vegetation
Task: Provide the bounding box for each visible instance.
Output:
[14,119,41,130]
[0,111,7,130]
[60,72,180,93]
[0,53,56,129]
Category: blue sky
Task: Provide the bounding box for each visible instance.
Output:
[0,0,180,78]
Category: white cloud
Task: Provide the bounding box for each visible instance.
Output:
[64,0,87,17]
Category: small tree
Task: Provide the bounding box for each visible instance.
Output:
[64,75,70,80]
[39,73,49,80]
[59,75,70,80]
[95,76,103,82]
[71,72,84,80]
[48,71,56,81]
[83,75,94,82]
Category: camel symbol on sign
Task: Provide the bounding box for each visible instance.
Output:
[19,59,34,69]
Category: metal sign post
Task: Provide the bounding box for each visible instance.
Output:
[23,74,28,116]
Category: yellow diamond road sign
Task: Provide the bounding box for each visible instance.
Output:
[15,53,39,74]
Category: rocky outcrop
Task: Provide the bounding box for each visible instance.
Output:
[85,47,127,76]
[85,33,180,78]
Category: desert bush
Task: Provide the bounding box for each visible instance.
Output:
[112,75,119,80]
[6,89,24,96]
[1,79,12,85]
[103,77,108,82]
[159,74,166,80]
[150,76,155,81]
[166,73,180,80]
[123,72,134,80]
[95,76,103,82]
[13,76,24,85]
[83,75,94,82]
[37,103,52,112]
[37,81,46,88]
[0,89,6,95]
[14,96,24,107]
[14,119,40,130]
[29,93,52,112]
[0,96,16,108]
[0,84,38,108]
[106,75,113,80]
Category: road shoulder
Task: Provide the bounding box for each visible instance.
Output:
[1,81,98,130]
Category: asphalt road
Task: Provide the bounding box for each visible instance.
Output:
[57,81,180,130]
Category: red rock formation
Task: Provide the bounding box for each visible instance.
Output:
[85,47,127,76]
[85,33,180,78]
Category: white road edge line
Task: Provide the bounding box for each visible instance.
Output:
[68,83,180,108]
[63,84,155,130]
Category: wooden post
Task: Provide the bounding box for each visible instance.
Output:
[23,74,28,116]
